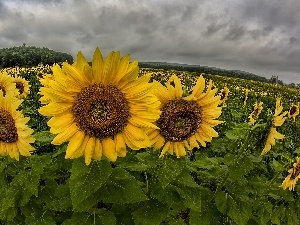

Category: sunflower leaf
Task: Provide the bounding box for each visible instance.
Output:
[132,199,169,225]
[97,168,148,204]
[156,157,185,188]
[33,131,56,146]
[62,210,116,225]
[69,159,112,208]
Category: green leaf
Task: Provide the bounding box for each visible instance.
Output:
[225,123,250,140]
[25,215,56,225]
[193,153,221,169]
[189,209,213,225]
[97,168,148,204]
[176,186,211,212]
[33,131,56,146]
[156,157,185,188]
[62,209,116,225]
[215,191,251,225]
[111,204,135,225]
[150,183,183,207]
[215,191,229,214]
[69,159,112,208]
[132,199,169,225]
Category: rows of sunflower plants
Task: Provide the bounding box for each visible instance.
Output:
[0,48,300,225]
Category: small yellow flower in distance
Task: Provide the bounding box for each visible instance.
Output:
[39,48,161,165]
[281,157,300,191]
[261,98,287,156]
[147,75,223,158]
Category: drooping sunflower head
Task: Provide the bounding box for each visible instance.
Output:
[272,98,287,127]
[148,75,222,158]
[39,48,160,165]
[288,104,299,121]
[260,99,287,156]
[243,89,250,106]
[281,157,300,191]
[219,87,229,104]
[248,102,263,125]
[12,76,30,99]
[0,93,35,160]
[0,71,19,98]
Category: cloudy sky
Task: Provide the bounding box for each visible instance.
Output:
[0,0,299,84]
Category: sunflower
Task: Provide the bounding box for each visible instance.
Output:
[39,48,160,165]
[12,76,30,99]
[260,98,287,156]
[219,87,229,106]
[0,71,19,97]
[288,104,299,121]
[147,75,222,158]
[0,93,35,160]
[243,89,249,106]
[281,157,300,191]
[248,102,263,125]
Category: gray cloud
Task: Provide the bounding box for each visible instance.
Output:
[0,0,300,84]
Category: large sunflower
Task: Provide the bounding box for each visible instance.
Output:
[0,93,35,160]
[147,75,222,158]
[39,48,160,165]
[281,157,300,191]
[260,98,287,156]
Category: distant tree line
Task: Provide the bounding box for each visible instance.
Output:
[139,62,271,83]
[0,45,73,68]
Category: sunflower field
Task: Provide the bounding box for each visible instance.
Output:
[1,48,300,225]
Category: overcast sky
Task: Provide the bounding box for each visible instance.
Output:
[1,0,300,84]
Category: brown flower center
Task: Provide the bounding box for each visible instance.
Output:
[290,163,300,180]
[289,106,297,116]
[0,85,6,96]
[220,90,227,101]
[72,83,130,139]
[157,99,202,141]
[15,81,25,95]
[0,108,18,143]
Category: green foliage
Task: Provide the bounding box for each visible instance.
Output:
[1,66,300,224]
[0,45,73,68]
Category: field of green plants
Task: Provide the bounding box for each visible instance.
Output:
[1,53,300,225]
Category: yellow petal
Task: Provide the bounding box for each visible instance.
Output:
[52,123,78,145]
[65,131,85,158]
[102,138,117,162]
[85,137,95,165]
[102,51,120,85]
[159,141,171,158]
[92,47,104,83]
[48,113,75,134]
[115,133,127,157]
[39,102,73,116]
[113,54,130,84]
[92,138,102,160]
